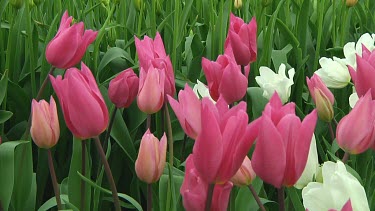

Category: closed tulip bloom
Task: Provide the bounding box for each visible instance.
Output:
[135,130,167,184]
[135,32,175,97]
[251,93,317,188]
[302,161,369,211]
[202,53,249,104]
[315,57,350,89]
[49,62,109,140]
[336,90,375,154]
[108,68,139,108]
[348,46,375,99]
[224,13,257,66]
[46,11,97,69]
[137,66,165,114]
[181,155,233,211]
[192,98,260,184]
[230,156,256,187]
[307,74,335,122]
[30,96,60,149]
[168,84,201,139]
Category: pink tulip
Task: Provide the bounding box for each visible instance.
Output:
[135,32,175,97]
[49,62,109,140]
[135,129,167,184]
[336,90,375,154]
[108,68,139,108]
[180,155,233,211]
[46,11,97,69]
[167,84,201,139]
[202,52,250,104]
[137,66,165,114]
[230,156,256,187]
[192,97,260,184]
[251,93,317,188]
[306,74,335,122]
[349,46,375,99]
[30,96,60,149]
[328,200,353,211]
[224,13,257,66]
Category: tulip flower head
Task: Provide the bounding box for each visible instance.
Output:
[336,90,375,154]
[344,33,375,70]
[46,11,98,69]
[30,96,60,149]
[168,84,201,139]
[135,130,167,184]
[49,62,109,140]
[230,156,256,187]
[251,93,317,188]
[302,161,369,211]
[135,32,175,97]
[307,74,335,122]
[193,80,215,103]
[192,97,260,184]
[180,155,233,211]
[315,57,351,89]
[108,68,139,108]
[255,63,295,104]
[224,13,257,66]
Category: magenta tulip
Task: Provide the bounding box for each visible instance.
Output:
[135,32,175,97]
[49,62,109,140]
[251,93,317,188]
[135,129,167,184]
[167,84,201,139]
[137,66,165,114]
[349,46,375,99]
[46,11,97,69]
[108,68,139,108]
[30,96,60,149]
[180,155,233,211]
[202,52,250,104]
[307,74,335,122]
[192,97,259,184]
[224,13,257,66]
[336,91,375,154]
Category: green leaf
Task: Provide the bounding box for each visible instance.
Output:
[77,172,143,211]
[0,70,8,105]
[287,187,304,211]
[247,87,269,119]
[159,167,184,211]
[97,47,133,77]
[235,177,265,211]
[0,140,30,211]
[38,195,71,211]
[0,110,13,124]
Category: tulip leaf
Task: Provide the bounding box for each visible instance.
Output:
[159,172,184,211]
[247,87,269,119]
[0,70,8,105]
[97,47,133,80]
[235,177,266,211]
[287,187,304,211]
[38,195,70,211]
[0,110,12,124]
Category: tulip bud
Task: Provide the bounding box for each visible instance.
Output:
[346,0,358,7]
[134,0,142,11]
[314,89,334,122]
[135,130,167,184]
[10,0,24,9]
[230,156,256,187]
[262,0,272,7]
[234,0,242,9]
[108,68,139,108]
[33,0,42,6]
[30,96,60,149]
[101,0,109,6]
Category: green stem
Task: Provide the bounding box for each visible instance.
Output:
[48,149,62,210]
[180,134,188,162]
[328,122,335,142]
[278,187,285,211]
[342,152,350,163]
[103,107,118,152]
[164,103,174,166]
[94,136,121,211]
[241,65,248,103]
[205,184,215,211]
[147,114,152,131]
[248,184,266,211]
[81,140,86,211]
[147,183,152,211]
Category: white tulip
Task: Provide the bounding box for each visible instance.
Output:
[343,33,375,70]
[193,80,215,103]
[255,63,295,104]
[349,87,359,109]
[315,57,350,89]
[294,134,319,189]
[302,161,369,211]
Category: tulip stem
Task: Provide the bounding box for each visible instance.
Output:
[81,140,86,211]
[147,183,152,211]
[342,152,350,164]
[248,184,266,211]
[278,187,285,211]
[205,184,215,211]
[103,107,118,152]
[94,136,121,211]
[164,103,174,166]
[328,122,335,141]
[48,149,62,210]
[147,114,152,130]
[241,65,248,103]
[180,134,188,162]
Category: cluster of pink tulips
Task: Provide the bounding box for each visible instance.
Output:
[28,8,375,211]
